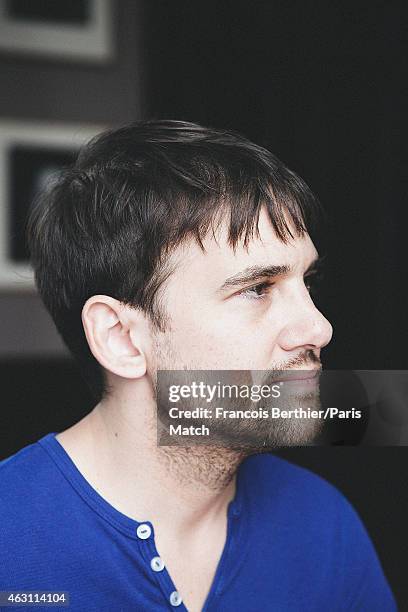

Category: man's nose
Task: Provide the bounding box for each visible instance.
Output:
[277,292,333,353]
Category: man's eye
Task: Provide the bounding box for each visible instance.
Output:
[237,282,272,300]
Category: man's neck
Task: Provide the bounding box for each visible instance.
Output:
[55,387,249,612]
[55,390,244,535]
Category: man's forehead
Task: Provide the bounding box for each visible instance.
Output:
[167,208,318,283]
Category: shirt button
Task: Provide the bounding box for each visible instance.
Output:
[169,591,182,607]
[136,523,152,540]
[150,556,164,572]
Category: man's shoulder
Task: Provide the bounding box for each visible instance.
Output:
[1,438,46,477]
[242,452,354,520]
[243,452,371,563]
[0,436,57,518]
[242,453,397,610]
[243,451,341,497]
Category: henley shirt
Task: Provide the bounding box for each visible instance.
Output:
[0,432,396,611]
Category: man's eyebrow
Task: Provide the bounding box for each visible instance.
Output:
[217,255,324,293]
[217,264,292,292]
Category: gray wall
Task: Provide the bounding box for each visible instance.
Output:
[0,1,145,357]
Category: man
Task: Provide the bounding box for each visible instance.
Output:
[0,121,396,610]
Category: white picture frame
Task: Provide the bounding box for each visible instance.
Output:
[0,119,105,291]
[0,0,113,63]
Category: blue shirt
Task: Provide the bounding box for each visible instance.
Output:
[0,433,396,611]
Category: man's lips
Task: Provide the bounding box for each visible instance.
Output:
[271,368,321,383]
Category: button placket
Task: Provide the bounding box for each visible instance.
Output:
[135,522,187,610]
[201,498,245,611]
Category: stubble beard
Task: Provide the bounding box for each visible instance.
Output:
[149,326,324,492]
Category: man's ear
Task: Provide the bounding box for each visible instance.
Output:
[81,295,149,380]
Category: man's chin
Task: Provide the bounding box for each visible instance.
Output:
[232,426,323,451]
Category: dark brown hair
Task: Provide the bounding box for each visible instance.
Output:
[26,120,322,402]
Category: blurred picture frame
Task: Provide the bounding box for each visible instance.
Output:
[0,120,104,291]
[0,0,113,63]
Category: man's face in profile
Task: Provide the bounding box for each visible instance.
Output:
[151,206,333,447]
